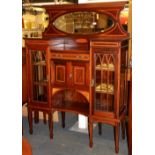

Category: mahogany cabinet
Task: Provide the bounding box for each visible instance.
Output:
[25,1,130,154]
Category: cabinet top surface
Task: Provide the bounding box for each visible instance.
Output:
[42,1,128,8]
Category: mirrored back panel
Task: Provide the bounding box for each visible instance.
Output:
[53,11,114,35]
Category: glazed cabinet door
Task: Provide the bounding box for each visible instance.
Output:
[90,42,120,118]
[27,46,50,107]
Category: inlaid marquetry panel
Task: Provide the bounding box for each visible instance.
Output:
[56,65,65,83]
[71,61,89,89]
[51,53,89,61]
[74,66,85,85]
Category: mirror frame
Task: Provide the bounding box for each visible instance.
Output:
[42,2,129,38]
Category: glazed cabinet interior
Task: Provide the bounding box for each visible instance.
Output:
[26,42,51,107]
[25,1,129,154]
[90,41,128,119]
[31,50,47,102]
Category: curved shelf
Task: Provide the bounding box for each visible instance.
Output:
[53,100,89,116]
[52,88,89,116]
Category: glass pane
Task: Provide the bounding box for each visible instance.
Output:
[94,53,115,112]
[30,50,48,103]
[95,93,114,112]
[31,50,47,82]
[33,85,47,102]
[31,50,46,63]
[32,65,47,82]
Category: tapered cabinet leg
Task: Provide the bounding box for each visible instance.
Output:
[34,110,39,123]
[61,112,65,128]
[128,120,132,155]
[88,118,90,140]
[48,112,53,139]
[28,108,33,134]
[127,74,132,155]
[114,124,120,154]
[89,120,93,148]
[126,118,132,155]
[98,122,102,135]
[121,120,126,139]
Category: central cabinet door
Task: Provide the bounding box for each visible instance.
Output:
[51,59,89,90]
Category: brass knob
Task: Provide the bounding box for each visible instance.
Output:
[69,73,72,78]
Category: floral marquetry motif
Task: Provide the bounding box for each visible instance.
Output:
[74,66,85,85]
[56,65,66,83]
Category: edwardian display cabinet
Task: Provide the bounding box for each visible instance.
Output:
[25,1,129,153]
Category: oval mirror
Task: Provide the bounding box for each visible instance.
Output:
[53,11,114,34]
